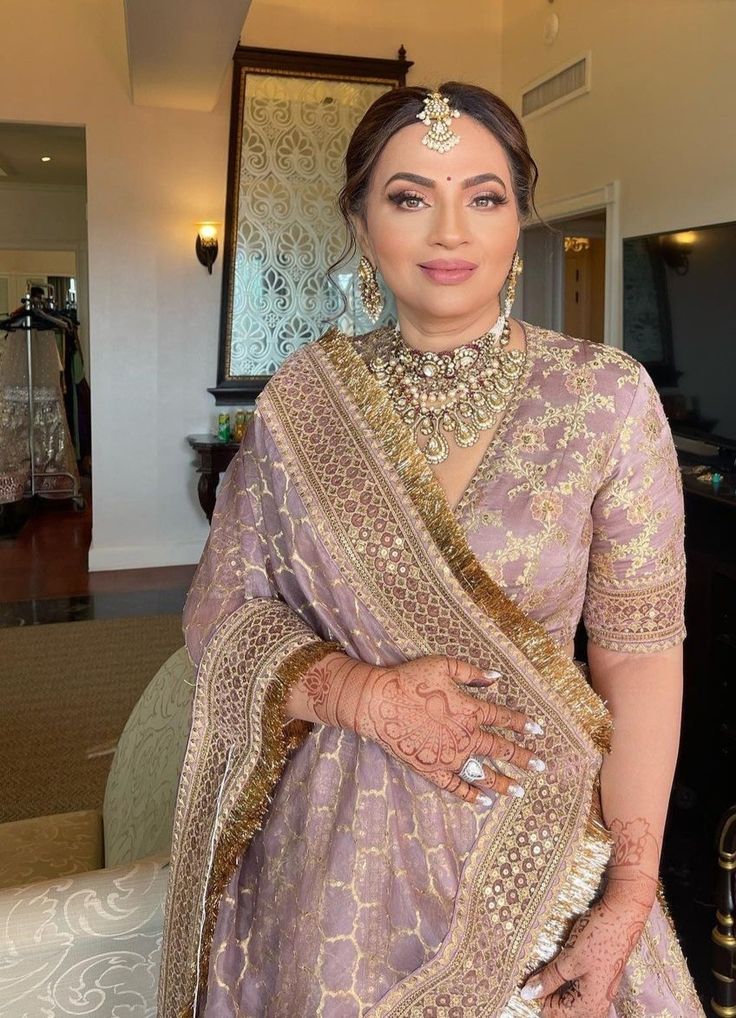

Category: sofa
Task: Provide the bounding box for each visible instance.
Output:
[0,645,194,1017]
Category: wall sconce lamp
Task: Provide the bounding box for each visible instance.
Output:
[196,222,219,274]
[660,230,696,275]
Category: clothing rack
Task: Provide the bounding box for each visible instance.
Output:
[0,287,83,505]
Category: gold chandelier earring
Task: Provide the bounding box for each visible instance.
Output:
[358,255,384,323]
[503,251,523,319]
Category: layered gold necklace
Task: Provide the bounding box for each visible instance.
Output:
[367,316,526,465]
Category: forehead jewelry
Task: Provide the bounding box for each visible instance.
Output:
[416,91,461,154]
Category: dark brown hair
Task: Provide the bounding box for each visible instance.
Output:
[334,81,539,270]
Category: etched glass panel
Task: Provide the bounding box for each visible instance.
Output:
[228,73,393,378]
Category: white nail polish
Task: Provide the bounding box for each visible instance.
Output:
[524,720,544,736]
[483,669,502,681]
[528,758,546,772]
[508,783,525,798]
[478,794,494,807]
[520,980,544,1001]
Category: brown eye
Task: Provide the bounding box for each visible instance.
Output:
[388,191,428,210]
[471,191,508,208]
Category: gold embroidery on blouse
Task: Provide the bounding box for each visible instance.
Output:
[352,323,686,656]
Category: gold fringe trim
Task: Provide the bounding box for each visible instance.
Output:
[183,638,342,1018]
[318,328,613,756]
[317,330,615,1015]
[499,813,613,1017]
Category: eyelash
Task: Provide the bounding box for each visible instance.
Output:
[387,189,508,210]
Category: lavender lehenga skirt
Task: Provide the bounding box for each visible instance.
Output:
[203,724,701,1017]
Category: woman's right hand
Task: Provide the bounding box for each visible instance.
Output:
[301,652,545,804]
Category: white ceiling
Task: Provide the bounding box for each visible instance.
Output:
[124,0,253,111]
[0,124,86,186]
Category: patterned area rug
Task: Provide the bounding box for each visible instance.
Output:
[0,615,184,822]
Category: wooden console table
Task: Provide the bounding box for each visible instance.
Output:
[187,434,240,522]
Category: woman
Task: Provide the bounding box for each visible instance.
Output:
[159,84,704,1017]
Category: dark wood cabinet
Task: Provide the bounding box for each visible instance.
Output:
[187,434,239,522]
[660,468,736,1012]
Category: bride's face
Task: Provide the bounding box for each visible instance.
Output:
[358,116,521,328]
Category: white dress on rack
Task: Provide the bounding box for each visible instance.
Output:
[0,327,80,504]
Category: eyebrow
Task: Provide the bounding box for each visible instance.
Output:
[383,171,506,190]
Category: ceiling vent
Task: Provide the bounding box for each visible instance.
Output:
[521,53,591,119]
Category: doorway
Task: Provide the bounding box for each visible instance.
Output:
[522,212,606,344]
[0,122,91,597]
[516,182,622,348]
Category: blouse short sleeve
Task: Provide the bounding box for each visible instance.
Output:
[583,363,687,653]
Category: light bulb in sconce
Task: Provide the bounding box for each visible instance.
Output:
[196,222,219,274]
[660,230,696,275]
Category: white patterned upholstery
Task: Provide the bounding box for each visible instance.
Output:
[0,645,193,1017]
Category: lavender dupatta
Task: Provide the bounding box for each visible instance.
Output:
[158,329,701,1018]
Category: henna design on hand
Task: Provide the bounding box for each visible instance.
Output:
[599,901,646,1002]
[302,662,331,714]
[363,671,478,770]
[299,652,539,801]
[528,871,655,1012]
[605,816,660,913]
[557,979,582,1008]
[609,816,660,868]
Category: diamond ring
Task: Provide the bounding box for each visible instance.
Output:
[459,756,485,783]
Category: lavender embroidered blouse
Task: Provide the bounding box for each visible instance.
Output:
[360,322,687,656]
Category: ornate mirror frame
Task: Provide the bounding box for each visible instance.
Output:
[209,45,412,404]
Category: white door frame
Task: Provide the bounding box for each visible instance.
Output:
[534,180,622,348]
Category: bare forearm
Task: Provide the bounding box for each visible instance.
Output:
[588,641,683,907]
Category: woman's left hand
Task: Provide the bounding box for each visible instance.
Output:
[519,882,654,1016]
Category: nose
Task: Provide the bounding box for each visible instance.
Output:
[427,196,469,249]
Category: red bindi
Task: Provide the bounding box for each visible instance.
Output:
[447,176,452,181]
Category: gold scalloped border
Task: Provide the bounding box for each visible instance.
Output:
[176,637,341,1018]
[317,328,615,1015]
[319,328,612,755]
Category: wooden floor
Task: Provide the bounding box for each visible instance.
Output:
[0,481,196,603]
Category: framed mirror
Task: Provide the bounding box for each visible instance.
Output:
[209,45,412,403]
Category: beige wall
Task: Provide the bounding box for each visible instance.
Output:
[0,0,230,569]
[500,0,735,238]
[0,0,503,570]
[0,250,77,276]
[242,0,503,91]
[2,1,730,569]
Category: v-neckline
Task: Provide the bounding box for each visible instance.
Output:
[448,320,538,520]
[343,319,540,523]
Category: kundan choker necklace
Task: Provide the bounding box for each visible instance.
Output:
[367,315,526,465]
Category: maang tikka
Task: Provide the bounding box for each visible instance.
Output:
[417,91,461,153]
[358,255,384,323]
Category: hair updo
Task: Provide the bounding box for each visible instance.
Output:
[335,81,539,267]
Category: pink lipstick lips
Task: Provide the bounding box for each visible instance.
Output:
[418,258,478,284]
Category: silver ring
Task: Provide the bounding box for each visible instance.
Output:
[459,755,485,783]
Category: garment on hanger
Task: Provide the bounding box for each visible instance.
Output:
[0,311,81,504]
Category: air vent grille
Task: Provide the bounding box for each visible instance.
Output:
[522,55,590,118]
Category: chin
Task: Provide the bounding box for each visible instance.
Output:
[407,287,498,323]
